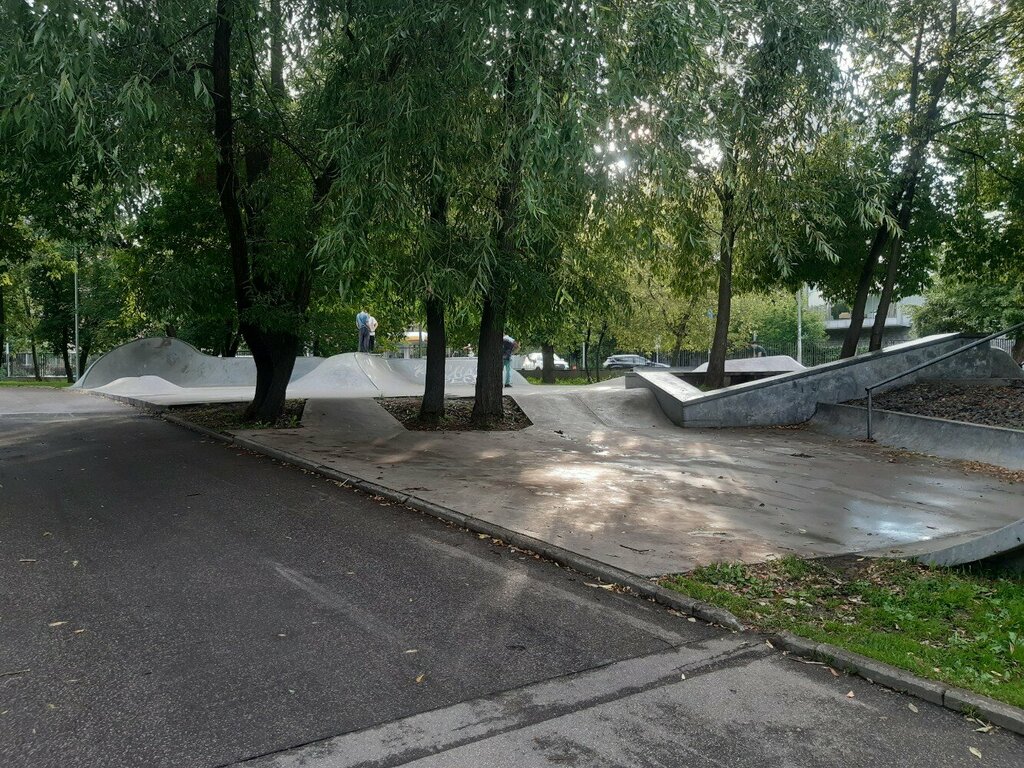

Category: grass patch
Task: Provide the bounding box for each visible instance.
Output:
[379,396,531,431]
[661,555,1024,708]
[168,400,305,433]
[0,379,71,387]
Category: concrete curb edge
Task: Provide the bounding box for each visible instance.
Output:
[769,631,1024,736]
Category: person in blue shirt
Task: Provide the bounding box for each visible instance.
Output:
[356,309,370,352]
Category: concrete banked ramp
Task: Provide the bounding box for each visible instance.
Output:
[627,334,997,428]
[75,337,525,399]
[916,519,1024,573]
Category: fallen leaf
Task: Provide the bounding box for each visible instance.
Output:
[584,582,616,590]
[73,629,86,635]
[846,691,855,699]
[687,617,696,623]
[908,704,918,713]
[829,667,840,677]
[404,649,418,654]
[477,534,488,539]
[415,673,426,684]
[47,621,68,628]
[680,673,686,680]
[18,559,36,563]
[71,560,79,568]
[765,640,774,649]
[969,747,982,759]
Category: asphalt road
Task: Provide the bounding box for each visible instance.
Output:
[2,388,1023,768]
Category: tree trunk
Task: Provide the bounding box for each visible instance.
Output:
[420,295,447,423]
[706,193,736,390]
[583,325,592,383]
[1012,336,1024,365]
[541,342,556,384]
[61,327,73,383]
[869,194,914,351]
[245,327,300,423]
[471,291,506,425]
[0,281,6,369]
[473,55,522,425]
[30,337,39,380]
[839,230,886,358]
[594,324,605,383]
[79,344,90,379]
[842,2,954,358]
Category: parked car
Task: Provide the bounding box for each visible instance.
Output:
[521,351,569,371]
[603,354,670,370]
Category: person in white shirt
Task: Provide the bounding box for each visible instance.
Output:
[367,315,378,352]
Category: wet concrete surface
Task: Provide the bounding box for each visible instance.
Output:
[234,391,1023,576]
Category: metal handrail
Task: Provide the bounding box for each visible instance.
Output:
[865,320,1024,440]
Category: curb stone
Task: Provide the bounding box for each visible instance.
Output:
[769,631,1024,736]
[153,409,745,632]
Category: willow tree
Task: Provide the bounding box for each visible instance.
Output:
[1,1,372,421]
[838,0,1011,356]
[652,0,875,389]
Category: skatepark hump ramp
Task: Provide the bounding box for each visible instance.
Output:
[76,337,526,398]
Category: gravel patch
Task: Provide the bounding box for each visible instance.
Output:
[851,381,1024,431]
[168,400,306,433]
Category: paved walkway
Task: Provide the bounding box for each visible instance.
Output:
[228,387,1022,576]
[4,388,1023,767]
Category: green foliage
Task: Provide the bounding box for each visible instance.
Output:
[912,273,1024,337]
[664,557,1024,708]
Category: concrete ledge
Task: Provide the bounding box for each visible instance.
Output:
[810,403,1024,471]
[769,631,1024,734]
[630,334,992,427]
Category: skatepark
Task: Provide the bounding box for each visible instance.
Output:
[70,336,1024,576]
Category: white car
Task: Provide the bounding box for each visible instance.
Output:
[521,351,569,371]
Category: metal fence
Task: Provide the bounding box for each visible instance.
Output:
[3,352,68,380]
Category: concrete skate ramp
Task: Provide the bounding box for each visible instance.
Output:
[628,334,995,428]
[77,338,527,400]
[691,355,805,374]
[76,337,323,390]
[915,518,1024,573]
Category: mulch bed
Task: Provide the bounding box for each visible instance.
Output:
[850,381,1024,431]
[378,396,531,431]
[168,400,306,433]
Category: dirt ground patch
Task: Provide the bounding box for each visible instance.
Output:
[851,380,1024,430]
[379,396,531,431]
[168,400,306,432]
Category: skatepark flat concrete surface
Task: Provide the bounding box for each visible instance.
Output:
[228,388,1022,577]
[72,340,1023,576]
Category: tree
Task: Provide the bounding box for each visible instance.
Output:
[655,0,866,388]
[838,0,1011,356]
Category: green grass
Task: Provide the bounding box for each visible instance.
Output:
[662,556,1024,708]
[0,378,71,388]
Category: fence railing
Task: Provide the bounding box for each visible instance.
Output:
[3,353,68,379]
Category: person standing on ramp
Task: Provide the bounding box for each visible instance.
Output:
[356,309,370,353]
[502,334,519,388]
